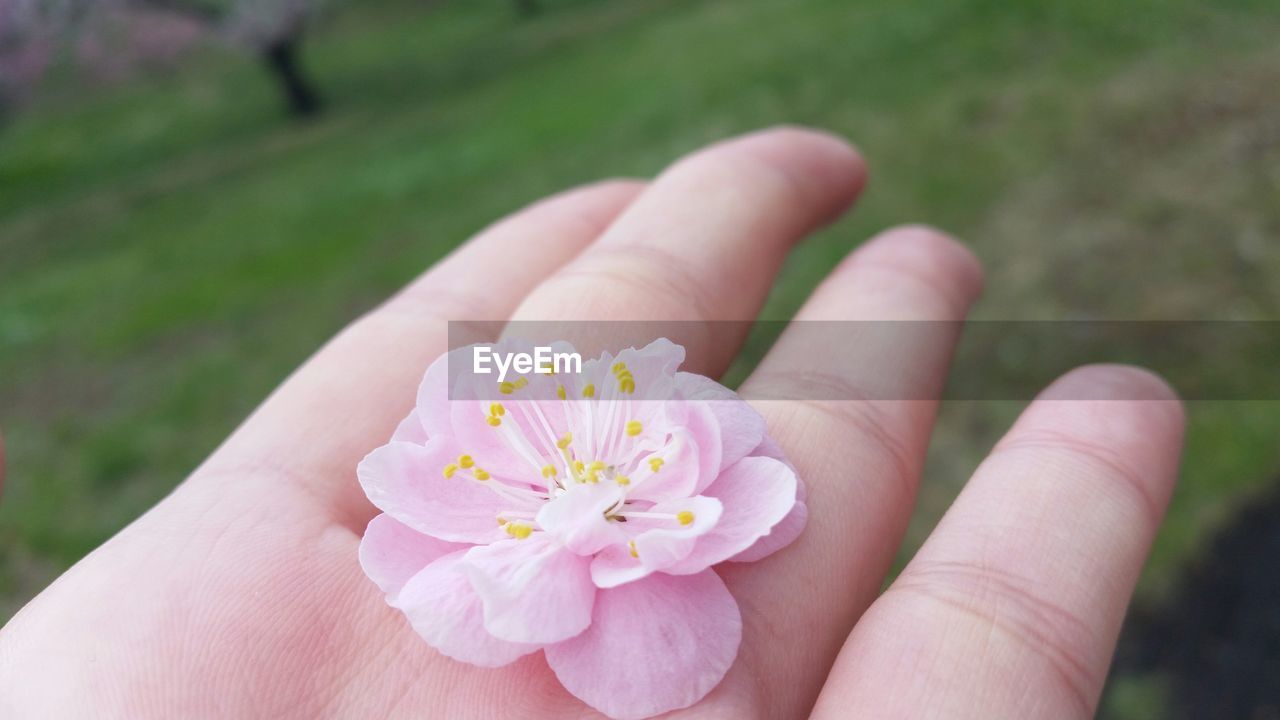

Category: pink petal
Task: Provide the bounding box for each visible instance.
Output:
[358,513,469,601]
[414,350,457,438]
[589,543,650,589]
[446,339,574,481]
[545,570,741,719]
[461,534,596,644]
[729,499,808,562]
[394,551,540,667]
[624,427,705,502]
[536,482,628,555]
[589,495,723,589]
[728,438,808,562]
[663,456,798,575]
[676,372,765,476]
[391,410,430,444]
[357,439,515,544]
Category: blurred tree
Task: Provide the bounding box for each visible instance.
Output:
[0,0,56,117]
[141,0,323,116]
[0,0,325,119]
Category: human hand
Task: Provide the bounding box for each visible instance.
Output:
[0,127,1183,719]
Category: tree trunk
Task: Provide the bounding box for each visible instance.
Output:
[262,37,321,118]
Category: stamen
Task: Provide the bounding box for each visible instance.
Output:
[677,511,695,526]
[557,433,573,449]
[613,362,636,394]
[458,455,474,469]
[442,463,459,479]
[628,540,639,558]
[486,402,506,427]
[541,464,557,479]
[615,475,631,486]
[583,383,595,398]
[505,523,534,540]
[473,468,491,481]
[649,457,665,472]
[498,381,515,395]
[625,420,642,437]
[557,385,567,400]
[585,460,606,483]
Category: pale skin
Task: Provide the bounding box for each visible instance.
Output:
[0,127,1184,719]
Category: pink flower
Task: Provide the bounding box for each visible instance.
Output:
[357,339,807,719]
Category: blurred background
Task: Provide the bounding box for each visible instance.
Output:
[1,0,1278,716]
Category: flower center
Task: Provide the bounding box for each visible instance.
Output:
[437,359,697,550]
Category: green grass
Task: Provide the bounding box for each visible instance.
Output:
[3,0,1280,714]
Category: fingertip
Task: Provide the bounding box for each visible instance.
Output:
[664,126,868,230]
[1041,363,1185,422]
[730,125,868,221]
[836,224,985,314]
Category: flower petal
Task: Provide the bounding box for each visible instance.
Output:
[623,427,705,502]
[394,551,540,667]
[414,349,458,438]
[461,534,596,644]
[358,513,469,601]
[728,438,808,562]
[358,439,518,544]
[729,499,808,562]
[545,570,741,720]
[663,456,798,575]
[589,495,723,589]
[676,371,765,475]
[536,482,628,555]
[391,410,429,444]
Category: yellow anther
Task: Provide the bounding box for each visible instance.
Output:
[677,511,695,526]
[486,402,505,427]
[505,523,533,540]
[625,420,643,437]
[556,385,567,400]
[473,468,491,481]
[586,460,606,483]
[573,460,585,475]
[514,377,529,388]
[614,366,634,391]
[540,362,556,376]
[612,362,627,374]
[443,463,459,479]
[616,475,631,486]
[541,464,557,478]
[628,540,639,559]
[557,433,573,449]
[498,381,515,395]
[458,455,474,469]
[582,383,595,398]
[497,517,508,526]
[649,457,665,472]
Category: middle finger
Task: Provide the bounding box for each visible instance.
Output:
[506,126,866,376]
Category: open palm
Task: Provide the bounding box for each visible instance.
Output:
[0,127,1183,719]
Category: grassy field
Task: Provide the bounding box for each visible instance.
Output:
[2,0,1279,714]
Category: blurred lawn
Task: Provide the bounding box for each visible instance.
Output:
[2,0,1279,714]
